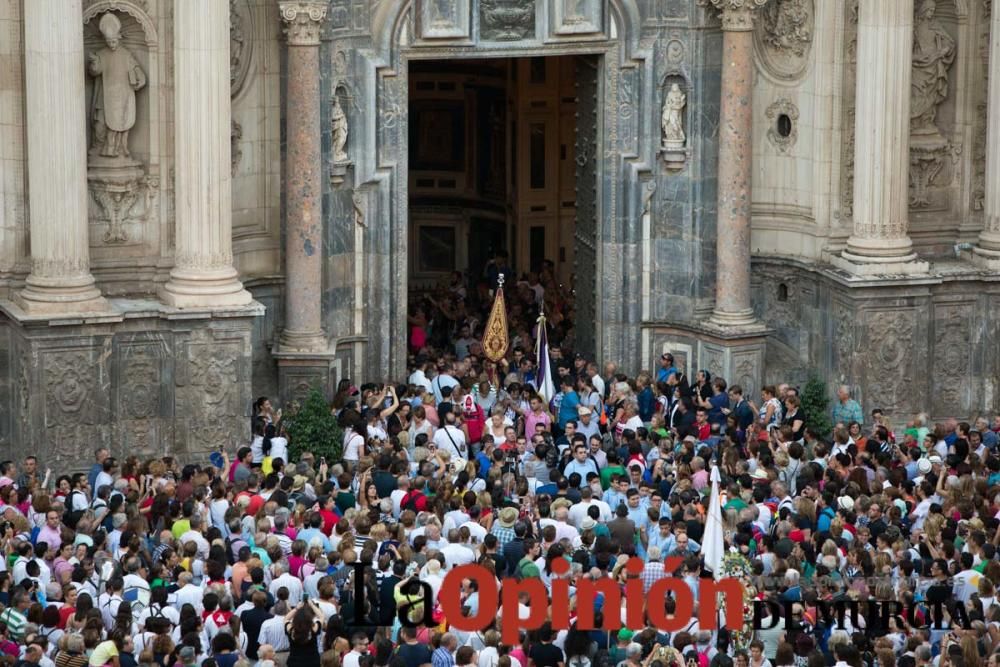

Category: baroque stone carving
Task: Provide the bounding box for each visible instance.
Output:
[332,96,350,164]
[186,344,240,448]
[864,311,914,415]
[91,180,140,243]
[832,302,854,376]
[661,83,686,150]
[972,0,991,211]
[44,352,97,427]
[755,0,813,80]
[231,120,243,176]
[910,0,955,138]
[230,0,254,99]
[280,1,328,46]
[933,306,970,412]
[839,0,859,221]
[698,0,771,31]
[480,0,535,40]
[87,13,146,161]
[121,349,159,420]
[765,98,798,154]
[909,141,952,208]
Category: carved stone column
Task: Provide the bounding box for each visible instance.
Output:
[973,5,1000,268]
[278,1,327,353]
[160,0,252,308]
[836,0,929,275]
[702,0,767,330]
[16,0,108,314]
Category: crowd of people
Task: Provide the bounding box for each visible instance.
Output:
[1,265,998,667]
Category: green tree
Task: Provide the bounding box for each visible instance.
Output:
[283,388,343,464]
[801,372,832,438]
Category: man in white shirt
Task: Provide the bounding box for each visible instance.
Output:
[567,487,612,529]
[431,365,460,405]
[268,562,304,607]
[258,613,291,653]
[179,515,211,560]
[433,413,468,460]
[98,578,125,631]
[172,572,204,615]
[409,362,434,393]
[439,530,477,569]
[575,407,601,441]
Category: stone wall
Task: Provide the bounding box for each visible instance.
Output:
[751,257,1000,423]
[0,302,259,468]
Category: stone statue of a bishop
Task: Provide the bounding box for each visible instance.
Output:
[88,13,146,160]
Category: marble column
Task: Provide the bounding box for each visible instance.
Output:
[16,0,108,314]
[973,4,1000,267]
[160,0,252,308]
[839,0,928,274]
[278,1,328,352]
[703,0,767,329]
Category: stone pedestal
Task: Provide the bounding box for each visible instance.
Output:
[973,2,1000,269]
[16,0,108,315]
[87,158,145,245]
[701,0,768,330]
[160,0,251,308]
[279,2,328,353]
[839,0,928,276]
[0,299,261,468]
[275,351,337,406]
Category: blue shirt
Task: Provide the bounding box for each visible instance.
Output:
[637,387,656,422]
[657,366,678,383]
[558,391,580,428]
[433,646,456,667]
[707,393,730,425]
[602,489,627,511]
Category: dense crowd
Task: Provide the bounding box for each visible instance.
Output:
[1,262,997,667]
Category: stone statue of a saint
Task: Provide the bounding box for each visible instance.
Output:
[87,13,146,160]
[661,83,686,149]
[910,0,955,136]
[332,96,349,164]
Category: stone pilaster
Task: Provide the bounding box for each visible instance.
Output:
[701,0,768,330]
[973,5,1000,268]
[15,0,108,315]
[277,1,327,353]
[160,0,252,308]
[836,0,929,275]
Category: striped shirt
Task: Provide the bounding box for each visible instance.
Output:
[0,607,26,641]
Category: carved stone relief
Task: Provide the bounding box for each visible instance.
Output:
[908,0,956,209]
[417,0,470,39]
[933,305,971,414]
[754,0,813,80]
[839,0,859,221]
[230,0,254,99]
[863,311,915,416]
[765,98,799,154]
[550,0,602,35]
[972,0,991,212]
[480,0,535,41]
[231,120,243,176]
[44,351,99,428]
[832,302,854,377]
[182,342,241,451]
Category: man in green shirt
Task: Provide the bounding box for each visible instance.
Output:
[600,452,626,490]
[0,590,29,641]
[518,539,541,578]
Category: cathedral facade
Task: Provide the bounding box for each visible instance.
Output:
[0,0,998,462]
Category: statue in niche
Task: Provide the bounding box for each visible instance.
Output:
[87,13,146,161]
[910,0,955,136]
[332,96,349,164]
[661,83,686,150]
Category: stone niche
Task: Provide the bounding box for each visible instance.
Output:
[82,1,162,286]
[0,308,258,469]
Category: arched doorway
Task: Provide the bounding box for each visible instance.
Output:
[339,0,652,379]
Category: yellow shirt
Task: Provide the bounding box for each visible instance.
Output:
[89,639,119,666]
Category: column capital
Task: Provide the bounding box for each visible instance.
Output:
[698,0,769,31]
[279,1,328,46]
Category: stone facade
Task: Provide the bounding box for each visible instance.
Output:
[0,0,999,452]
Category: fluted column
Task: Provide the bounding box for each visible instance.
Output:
[974,5,1000,264]
[278,2,327,352]
[16,0,108,314]
[840,0,927,272]
[702,0,767,329]
[160,0,251,308]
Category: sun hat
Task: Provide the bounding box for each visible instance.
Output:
[498,507,518,528]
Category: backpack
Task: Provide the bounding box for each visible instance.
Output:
[401,490,427,513]
[63,491,85,530]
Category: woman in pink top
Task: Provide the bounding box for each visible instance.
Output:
[422,393,440,428]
